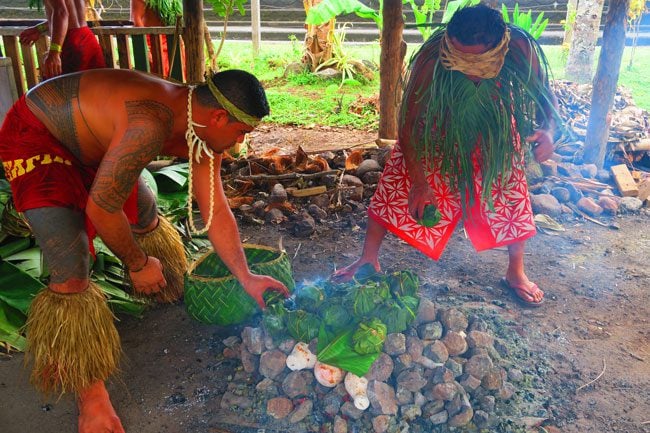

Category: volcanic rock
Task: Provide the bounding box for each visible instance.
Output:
[289,398,313,423]
[356,159,382,178]
[267,397,293,419]
[415,298,436,324]
[384,333,406,356]
[417,321,443,341]
[259,349,287,379]
[438,308,468,332]
[366,352,394,382]
[424,340,449,363]
[442,331,468,356]
[368,381,399,415]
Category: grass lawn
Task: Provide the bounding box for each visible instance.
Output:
[217,40,650,129]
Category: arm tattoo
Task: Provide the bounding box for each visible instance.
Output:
[27,75,82,158]
[91,100,172,213]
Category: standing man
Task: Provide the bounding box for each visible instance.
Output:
[19,0,106,78]
[130,0,183,77]
[334,4,558,307]
[0,68,289,433]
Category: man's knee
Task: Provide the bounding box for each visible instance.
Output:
[49,278,91,294]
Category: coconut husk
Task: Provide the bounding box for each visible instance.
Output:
[134,215,188,303]
[25,282,120,395]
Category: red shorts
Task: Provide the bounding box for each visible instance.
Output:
[368,141,536,260]
[0,96,138,244]
[62,26,106,74]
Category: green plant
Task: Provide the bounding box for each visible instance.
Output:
[305,0,382,29]
[441,0,480,23]
[315,25,367,86]
[404,0,442,41]
[288,34,302,58]
[205,0,249,64]
[501,3,549,40]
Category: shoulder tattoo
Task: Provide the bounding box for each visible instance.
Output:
[90,100,173,213]
[27,75,82,157]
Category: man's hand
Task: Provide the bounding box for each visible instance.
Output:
[408,180,436,221]
[241,274,290,310]
[526,129,555,163]
[42,51,63,79]
[19,27,41,45]
[128,256,166,295]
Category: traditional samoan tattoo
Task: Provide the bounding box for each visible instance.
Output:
[91,100,172,213]
[24,208,90,283]
[27,75,82,159]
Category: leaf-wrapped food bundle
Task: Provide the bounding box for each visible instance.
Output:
[295,284,326,312]
[352,279,390,317]
[321,299,354,332]
[286,309,321,342]
[352,318,387,355]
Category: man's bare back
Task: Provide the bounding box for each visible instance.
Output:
[47,0,88,29]
[25,69,187,165]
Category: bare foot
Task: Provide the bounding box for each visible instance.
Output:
[331,258,380,283]
[78,381,125,433]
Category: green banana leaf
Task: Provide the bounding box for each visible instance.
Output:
[305,0,381,28]
[316,325,380,376]
[3,247,45,279]
[0,299,27,351]
[0,238,32,259]
[0,260,45,314]
[0,260,44,351]
[94,280,148,317]
[152,162,189,193]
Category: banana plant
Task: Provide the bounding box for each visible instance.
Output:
[501,3,549,40]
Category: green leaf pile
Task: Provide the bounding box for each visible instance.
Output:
[263,270,421,375]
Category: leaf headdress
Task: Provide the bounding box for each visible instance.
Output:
[145,0,183,26]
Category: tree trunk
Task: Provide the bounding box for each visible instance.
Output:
[565,0,606,83]
[302,0,334,71]
[583,0,630,167]
[183,0,205,82]
[378,0,406,143]
[562,0,578,47]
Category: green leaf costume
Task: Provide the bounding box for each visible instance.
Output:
[399,25,559,214]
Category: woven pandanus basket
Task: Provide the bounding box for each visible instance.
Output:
[184,244,295,325]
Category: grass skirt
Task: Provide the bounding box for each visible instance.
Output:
[26,282,120,395]
[134,215,188,303]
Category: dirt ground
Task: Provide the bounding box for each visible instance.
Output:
[1,126,649,433]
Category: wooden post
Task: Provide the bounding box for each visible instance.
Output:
[378,0,406,145]
[583,0,630,168]
[251,0,261,56]
[2,36,25,96]
[183,0,205,82]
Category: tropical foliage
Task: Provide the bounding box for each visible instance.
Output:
[305,0,381,29]
[0,164,199,352]
[314,25,372,86]
[144,0,183,26]
[501,3,549,40]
